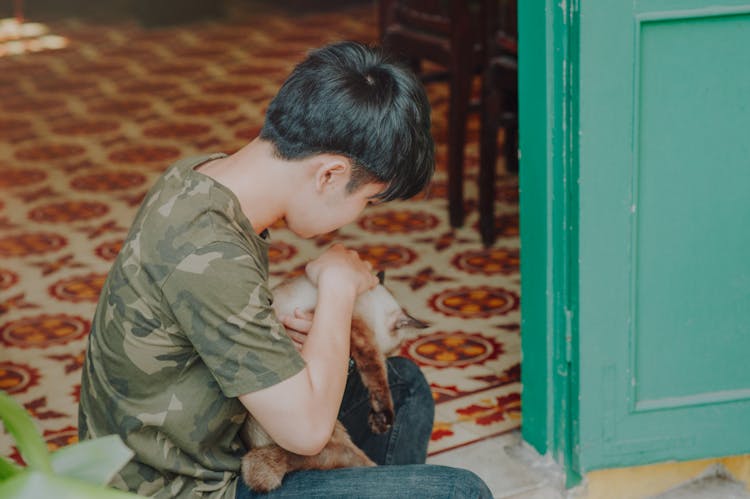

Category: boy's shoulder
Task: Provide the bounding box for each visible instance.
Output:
[118,152,267,279]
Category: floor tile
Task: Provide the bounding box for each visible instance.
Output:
[428,432,551,498]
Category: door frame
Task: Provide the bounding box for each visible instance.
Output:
[518,0,582,486]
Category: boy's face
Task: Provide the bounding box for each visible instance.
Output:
[285,173,385,239]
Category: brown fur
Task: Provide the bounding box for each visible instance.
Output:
[349,317,394,433]
[242,421,375,493]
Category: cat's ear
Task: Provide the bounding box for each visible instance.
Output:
[376,270,385,285]
[396,311,429,330]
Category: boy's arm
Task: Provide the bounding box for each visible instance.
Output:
[238,245,377,456]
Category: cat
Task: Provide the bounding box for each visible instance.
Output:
[240,271,428,492]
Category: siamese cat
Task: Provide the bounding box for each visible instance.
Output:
[240,271,428,492]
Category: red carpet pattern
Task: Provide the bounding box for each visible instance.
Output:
[0,3,520,462]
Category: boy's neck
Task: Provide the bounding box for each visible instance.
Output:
[197,138,292,235]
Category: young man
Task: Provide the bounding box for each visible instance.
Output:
[78,41,492,498]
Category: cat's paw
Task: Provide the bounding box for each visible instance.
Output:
[368,408,394,434]
[241,448,286,492]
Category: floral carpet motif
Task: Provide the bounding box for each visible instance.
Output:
[0,3,520,461]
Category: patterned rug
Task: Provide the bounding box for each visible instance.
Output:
[0,3,521,463]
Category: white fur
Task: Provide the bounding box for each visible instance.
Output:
[271,276,413,354]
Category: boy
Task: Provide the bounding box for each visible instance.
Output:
[79,41,492,498]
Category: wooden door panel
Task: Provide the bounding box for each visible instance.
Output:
[576,0,750,472]
[633,10,750,409]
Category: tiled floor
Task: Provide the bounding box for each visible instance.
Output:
[654,474,750,499]
[431,431,750,499]
[427,431,563,499]
[0,0,520,463]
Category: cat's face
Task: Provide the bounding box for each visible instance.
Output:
[354,284,428,354]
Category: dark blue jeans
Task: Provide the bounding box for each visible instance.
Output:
[236,357,492,498]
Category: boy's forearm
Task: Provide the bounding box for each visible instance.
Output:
[299,281,356,434]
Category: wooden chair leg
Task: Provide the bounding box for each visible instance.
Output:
[447,61,472,228]
[479,72,500,247]
[506,101,519,173]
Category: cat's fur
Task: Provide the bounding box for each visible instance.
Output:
[240,272,428,492]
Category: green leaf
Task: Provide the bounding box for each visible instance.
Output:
[0,470,140,498]
[0,392,52,473]
[0,455,20,481]
[50,434,134,485]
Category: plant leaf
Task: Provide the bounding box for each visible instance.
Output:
[0,392,52,472]
[0,455,20,481]
[0,470,140,498]
[50,434,134,485]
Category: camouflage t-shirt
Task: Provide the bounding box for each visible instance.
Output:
[78,153,306,498]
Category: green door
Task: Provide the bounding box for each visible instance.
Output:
[519,0,750,481]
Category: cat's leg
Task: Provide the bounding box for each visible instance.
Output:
[349,318,395,434]
[241,422,374,492]
[241,444,291,492]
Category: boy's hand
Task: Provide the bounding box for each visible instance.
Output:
[305,244,378,296]
[282,308,313,352]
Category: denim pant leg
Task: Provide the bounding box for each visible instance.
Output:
[235,464,493,498]
[337,356,435,465]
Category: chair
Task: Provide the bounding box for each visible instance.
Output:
[478,0,518,247]
[379,0,486,228]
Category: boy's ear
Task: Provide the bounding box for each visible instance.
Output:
[314,156,350,193]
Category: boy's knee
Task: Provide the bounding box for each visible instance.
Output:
[387,355,420,376]
[449,467,493,499]
[388,357,430,390]
[419,465,492,498]
[387,356,434,411]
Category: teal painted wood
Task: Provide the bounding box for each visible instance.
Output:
[519,0,580,484]
[518,0,551,456]
[575,0,750,472]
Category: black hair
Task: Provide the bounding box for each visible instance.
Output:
[259,41,434,201]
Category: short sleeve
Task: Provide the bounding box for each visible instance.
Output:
[161,241,305,397]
